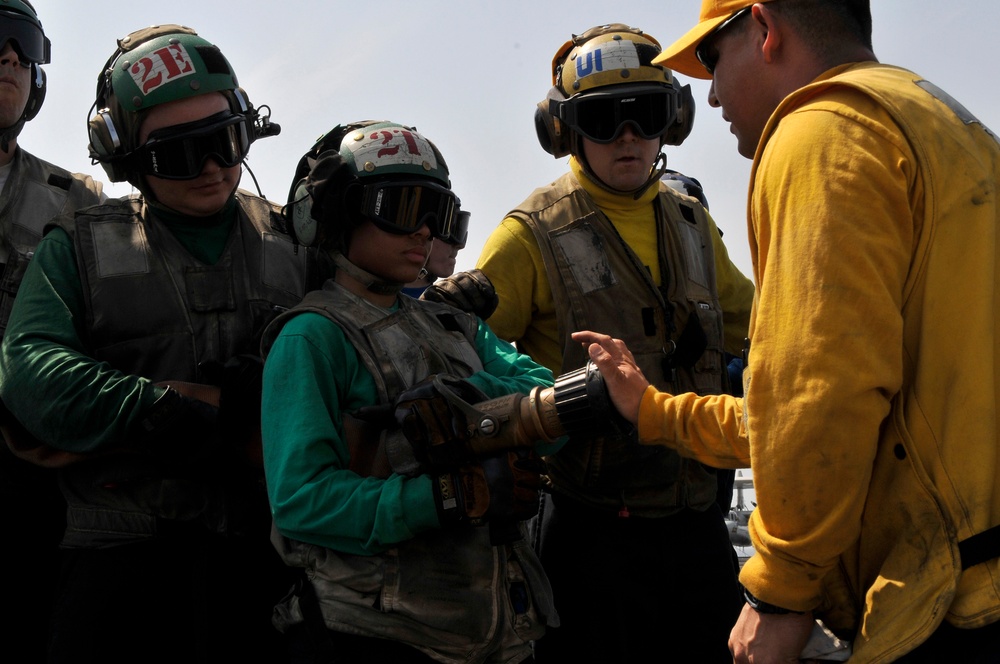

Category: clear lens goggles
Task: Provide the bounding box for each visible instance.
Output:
[135,112,251,180]
[358,179,458,240]
[0,10,50,64]
[550,85,676,143]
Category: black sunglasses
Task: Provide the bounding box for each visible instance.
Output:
[357,179,458,241]
[442,210,469,246]
[0,9,50,64]
[549,85,678,143]
[134,112,251,180]
[695,6,753,75]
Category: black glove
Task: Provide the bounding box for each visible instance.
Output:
[420,269,499,320]
[197,354,267,466]
[137,386,220,467]
[216,354,265,438]
[393,374,488,469]
[432,449,546,528]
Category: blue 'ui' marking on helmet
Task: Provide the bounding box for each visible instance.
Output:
[576,49,604,78]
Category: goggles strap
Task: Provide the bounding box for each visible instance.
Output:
[333,252,404,297]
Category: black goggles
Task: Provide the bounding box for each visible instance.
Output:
[358,180,458,240]
[550,85,677,143]
[0,10,49,64]
[442,210,469,246]
[134,112,251,180]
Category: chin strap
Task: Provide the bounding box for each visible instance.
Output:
[0,118,24,154]
[333,252,405,296]
[630,151,668,200]
[578,148,668,201]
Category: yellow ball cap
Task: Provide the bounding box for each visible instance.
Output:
[655,0,771,79]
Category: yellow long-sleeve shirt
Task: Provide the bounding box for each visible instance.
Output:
[637,63,1000,661]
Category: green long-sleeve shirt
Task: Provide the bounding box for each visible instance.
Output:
[0,207,235,452]
[261,309,555,556]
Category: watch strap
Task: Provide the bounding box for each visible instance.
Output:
[743,588,805,615]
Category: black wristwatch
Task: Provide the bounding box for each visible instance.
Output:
[743,588,805,615]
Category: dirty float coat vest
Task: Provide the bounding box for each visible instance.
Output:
[0,148,103,338]
[509,175,727,516]
[263,282,553,663]
[54,191,313,548]
[0,149,103,488]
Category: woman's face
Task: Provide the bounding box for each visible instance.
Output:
[346,219,432,284]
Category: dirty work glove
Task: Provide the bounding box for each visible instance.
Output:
[137,386,220,467]
[394,374,488,469]
[420,269,499,320]
[432,449,546,527]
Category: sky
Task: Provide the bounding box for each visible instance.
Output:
[22,0,1000,282]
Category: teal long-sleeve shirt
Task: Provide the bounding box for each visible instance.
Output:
[261,309,556,556]
[0,210,235,452]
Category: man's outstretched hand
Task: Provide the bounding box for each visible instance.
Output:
[571,331,650,425]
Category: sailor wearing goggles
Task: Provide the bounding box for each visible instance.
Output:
[472,22,756,664]
[261,121,555,662]
[0,23,326,661]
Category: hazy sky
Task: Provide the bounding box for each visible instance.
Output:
[23,0,1000,278]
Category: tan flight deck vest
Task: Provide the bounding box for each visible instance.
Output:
[53,191,314,547]
[510,175,727,516]
[0,148,103,338]
[263,283,554,663]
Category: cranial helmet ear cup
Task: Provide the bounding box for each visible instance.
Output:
[287,178,318,246]
[535,87,571,158]
[284,150,354,247]
[283,147,319,245]
[664,83,695,147]
[87,109,119,161]
[85,43,132,182]
[87,109,129,182]
[23,64,45,122]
